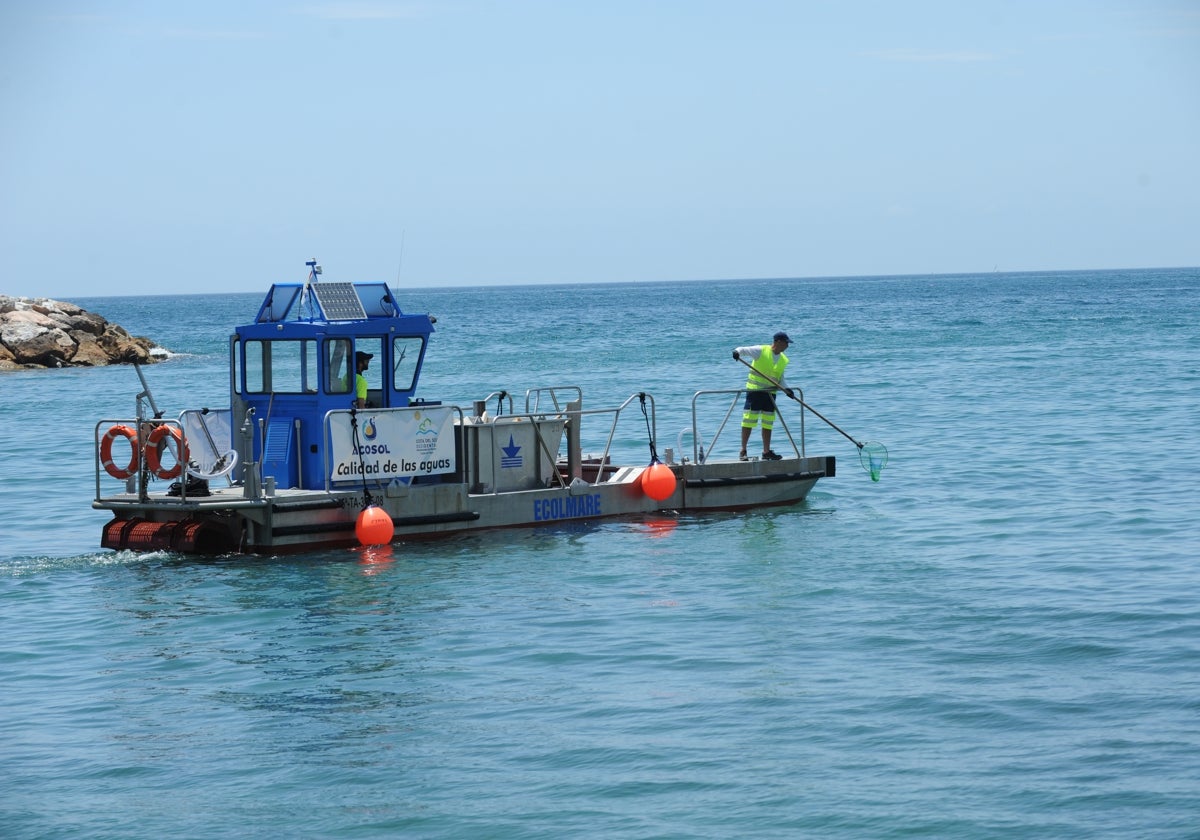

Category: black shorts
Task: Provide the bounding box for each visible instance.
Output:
[743,390,777,413]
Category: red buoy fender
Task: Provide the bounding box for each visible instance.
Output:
[641,462,677,502]
[100,425,139,480]
[356,505,395,546]
[145,425,188,480]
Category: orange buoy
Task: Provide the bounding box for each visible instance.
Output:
[355,505,394,546]
[100,424,139,479]
[640,462,676,502]
[145,424,188,480]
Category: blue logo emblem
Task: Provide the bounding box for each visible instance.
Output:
[500,435,522,469]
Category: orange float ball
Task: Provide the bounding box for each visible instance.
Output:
[640,462,677,502]
[355,505,395,546]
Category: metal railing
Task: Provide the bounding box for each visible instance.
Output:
[524,386,583,415]
[94,418,195,503]
[472,390,657,493]
[687,387,805,464]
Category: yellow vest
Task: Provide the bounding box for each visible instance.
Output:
[745,346,788,391]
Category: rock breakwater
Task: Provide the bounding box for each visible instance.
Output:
[0,295,166,370]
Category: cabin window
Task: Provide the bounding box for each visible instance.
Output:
[357,338,383,403]
[326,339,352,394]
[244,339,317,394]
[393,336,424,392]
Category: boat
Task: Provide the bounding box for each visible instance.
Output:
[93,260,839,555]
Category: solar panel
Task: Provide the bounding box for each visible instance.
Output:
[312,282,367,321]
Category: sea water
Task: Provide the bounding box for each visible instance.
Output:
[2,268,1198,838]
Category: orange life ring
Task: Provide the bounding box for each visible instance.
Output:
[100,425,139,480]
[145,425,188,480]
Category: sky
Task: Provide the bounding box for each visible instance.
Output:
[2,1,1198,298]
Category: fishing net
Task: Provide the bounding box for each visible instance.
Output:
[859,442,888,482]
[180,409,239,480]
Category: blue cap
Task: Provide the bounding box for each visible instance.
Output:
[773,331,791,344]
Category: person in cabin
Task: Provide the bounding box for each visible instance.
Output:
[354,351,372,408]
[732,331,794,461]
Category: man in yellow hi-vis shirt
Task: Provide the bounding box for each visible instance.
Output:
[353,351,372,408]
[732,331,793,461]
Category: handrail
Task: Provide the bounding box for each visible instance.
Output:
[96,389,664,506]
[94,418,198,503]
[483,390,654,490]
[689,387,805,463]
[524,386,583,415]
[479,390,514,417]
[592,391,656,474]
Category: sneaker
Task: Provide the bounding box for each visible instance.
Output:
[738,451,748,461]
[762,450,783,461]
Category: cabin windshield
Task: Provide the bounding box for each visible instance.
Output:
[236,334,429,406]
[244,339,319,394]
[393,336,423,391]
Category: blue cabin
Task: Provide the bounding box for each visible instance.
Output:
[229,262,436,491]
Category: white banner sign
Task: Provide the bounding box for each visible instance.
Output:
[327,407,456,482]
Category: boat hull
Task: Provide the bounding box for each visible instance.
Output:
[96,455,834,554]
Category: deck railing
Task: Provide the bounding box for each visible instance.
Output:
[686,387,806,464]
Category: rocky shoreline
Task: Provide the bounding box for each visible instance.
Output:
[0,295,166,370]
